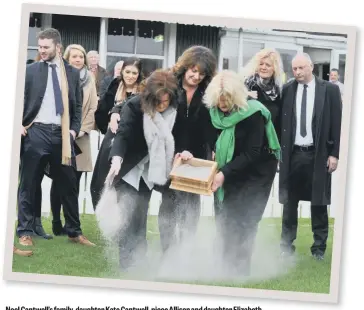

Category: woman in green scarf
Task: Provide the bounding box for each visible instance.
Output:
[203,70,281,277]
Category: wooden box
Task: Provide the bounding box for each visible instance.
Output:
[169,157,218,196]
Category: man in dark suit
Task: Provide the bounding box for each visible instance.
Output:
[18,28,95,247]
[279,52,342,260]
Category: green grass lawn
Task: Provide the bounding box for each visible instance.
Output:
[12,215,334,294]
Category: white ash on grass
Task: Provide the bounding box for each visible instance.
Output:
[95,186,295,283]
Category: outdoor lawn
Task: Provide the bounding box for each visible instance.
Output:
[12,215,334,294]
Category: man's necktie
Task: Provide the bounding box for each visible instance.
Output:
[49,64,64,116]
[300,84,308,137]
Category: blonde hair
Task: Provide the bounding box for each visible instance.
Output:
[63,44,88,67]
[241,48,284,90]
[203,70,249,112]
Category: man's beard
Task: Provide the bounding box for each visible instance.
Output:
[43,50,57,62]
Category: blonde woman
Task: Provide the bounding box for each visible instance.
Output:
[242,48,284,137]
[241,48,283,218]
[49,44,98,238]
[203,70,280,277]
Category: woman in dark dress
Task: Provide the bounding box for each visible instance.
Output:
[156,46,218,254]
[100,69,179,271]
[203,70,281,277]
[91,57,144,209]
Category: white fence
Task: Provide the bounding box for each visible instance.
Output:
[39,131,339,218]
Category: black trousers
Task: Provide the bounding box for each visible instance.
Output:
[158,187,201,253]
[115,178,152,270]
[17,123,82,238]
[50,171,83,222]
[280,149,328,255]
[33,171,83,219]
[214,157,277,276]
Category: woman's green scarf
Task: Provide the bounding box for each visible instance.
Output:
[210,99,281,203]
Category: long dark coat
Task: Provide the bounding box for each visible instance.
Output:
[279,76,342,205]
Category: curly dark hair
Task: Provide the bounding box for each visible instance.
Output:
[172,45,217,90]
[141,69,178,115]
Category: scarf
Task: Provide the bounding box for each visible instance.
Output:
[59,56,72,166]
[210,99,281,203]
[143,106,177,185]
[245,73,280,101]
[79,66,91,89]
[114,80,139,105]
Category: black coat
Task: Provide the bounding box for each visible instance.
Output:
[217,112,267,187]
[279,76,342,205]
[172,81,217,160]
[108,95,170,182]
[23,60,82,134]
[246,81,282,142]
[94,77,120,134]
[90,91,137,208]
[99,75,114,99]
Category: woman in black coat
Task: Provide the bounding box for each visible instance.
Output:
[204,70,281,277]
[91,57,144,209]
[156,46,218,254]
[244,48,284,139]
[240,48,284,226]
[100,69,179,271]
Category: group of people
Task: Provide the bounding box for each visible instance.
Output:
[15,27,342,278]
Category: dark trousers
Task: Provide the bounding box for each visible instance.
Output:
[158,188,201,253]
[116,178,152,270]
[50,171,83,222]
[17,123,82,238]
[214,157,277,276]
[33,171,83,220]
[280,149,328,255]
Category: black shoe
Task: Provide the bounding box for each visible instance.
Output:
[312,253,324,261]
[52,220,67,236]
[33,217,53,240]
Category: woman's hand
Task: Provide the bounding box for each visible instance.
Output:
[211,172,225,192]
[180,150,193,160]
[105,156,123,186]
[248,90,258,99]
[77,131,86,139]
[109,113,120,134]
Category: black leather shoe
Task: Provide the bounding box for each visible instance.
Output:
[52,220,67,236]
[33,217,53,240]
